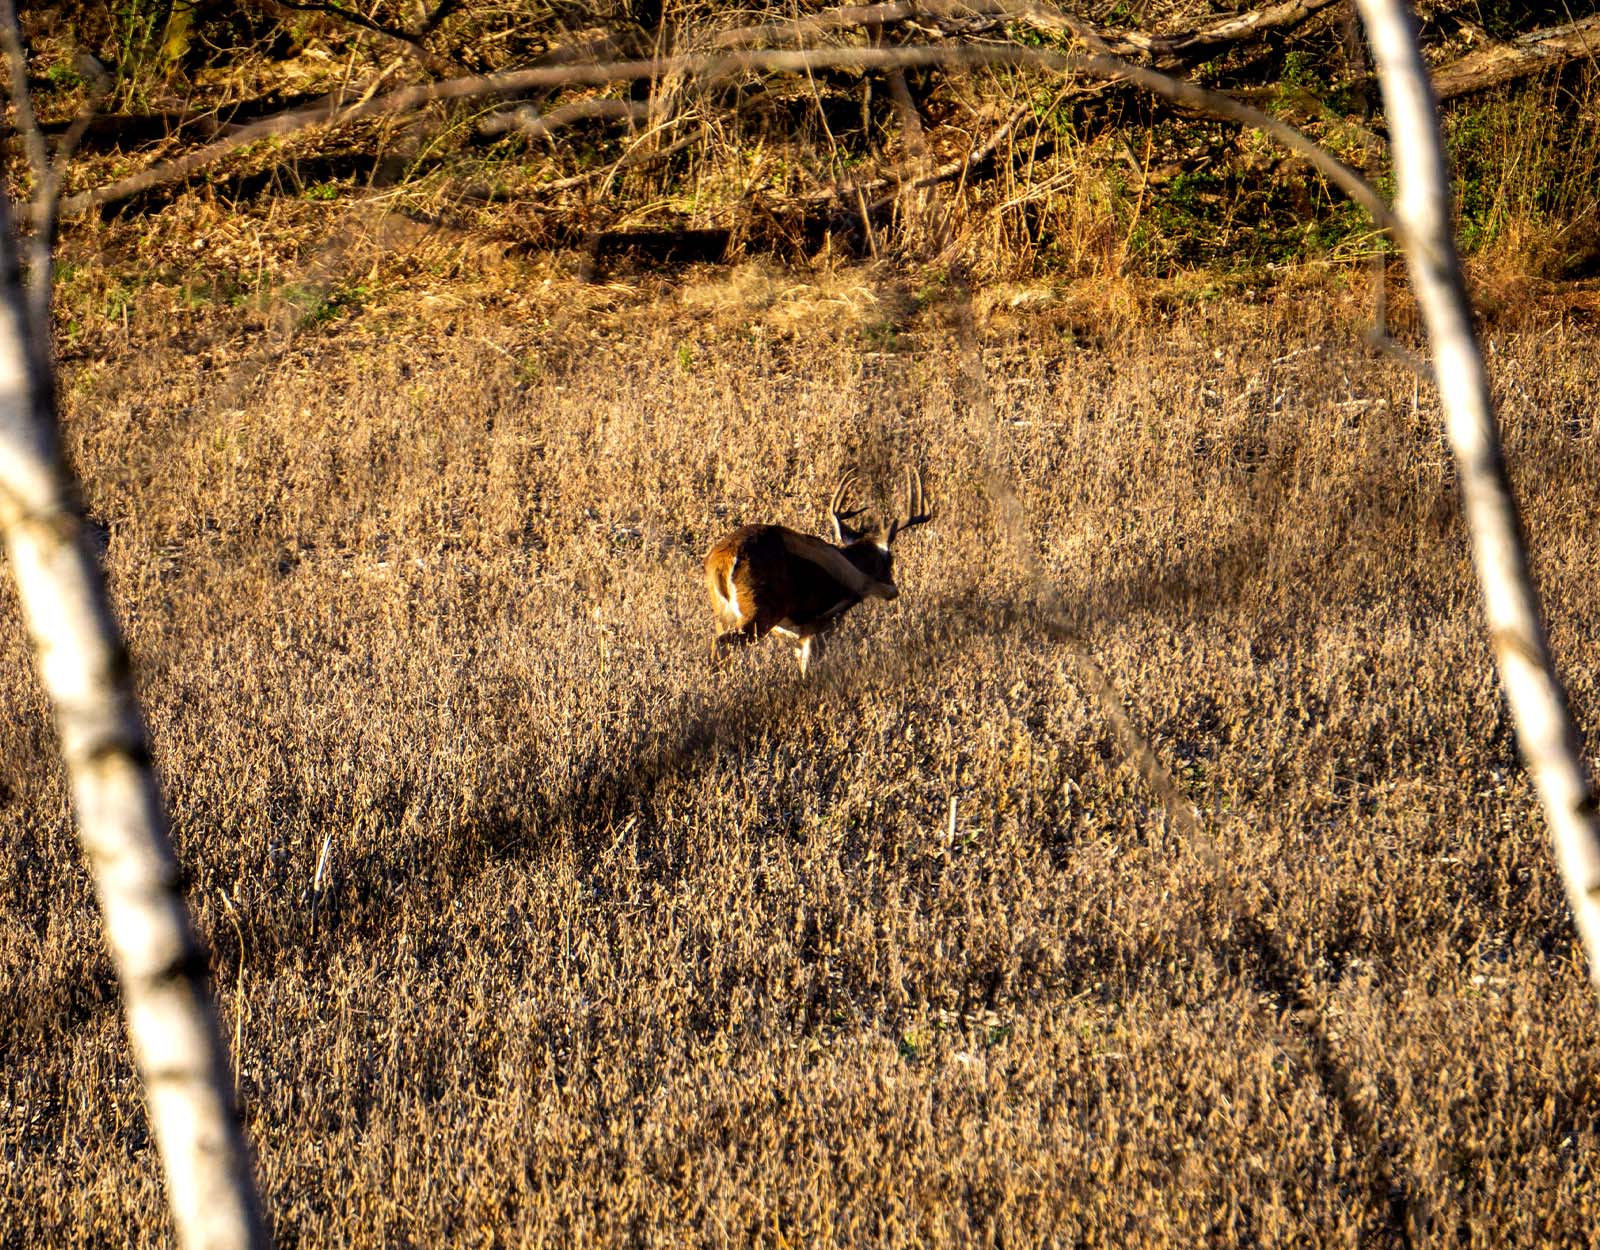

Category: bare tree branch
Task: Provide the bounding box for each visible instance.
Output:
[1357,0,1600,1001]
[52,42,1401,241]
[270,0,425,48]
[1078,0,1345,64]
[265,0,465,75]
[478,97,649,140]
[417,0,461,38]
[0,14,271,1248]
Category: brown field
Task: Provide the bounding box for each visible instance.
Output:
[4,229,1600,1246]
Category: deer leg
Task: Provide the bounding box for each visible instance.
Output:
[711,620,763,666]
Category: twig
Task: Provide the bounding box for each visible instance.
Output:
[522,124,706,197]
[598,114,702,200]
[794,100,1035,210]
[478,98,649,139]
[884,99,1034,203]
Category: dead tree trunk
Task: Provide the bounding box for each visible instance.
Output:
[1356,0,1600,998]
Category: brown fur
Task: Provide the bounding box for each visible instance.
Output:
[704,524,893,661]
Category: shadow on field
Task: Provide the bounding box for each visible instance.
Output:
[297,580,1032,950]
[271,446,1319,959]
[1038,625,1427,1248]
[947,253,1426,1244]
[6,543,1262,1054]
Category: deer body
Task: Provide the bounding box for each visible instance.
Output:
[704,470,934,675]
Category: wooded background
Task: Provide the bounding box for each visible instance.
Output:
[18,1,1600,278]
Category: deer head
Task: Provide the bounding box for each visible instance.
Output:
[827,466,937,590]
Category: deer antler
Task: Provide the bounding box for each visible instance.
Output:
[886,467,935,544]
[828,471,868,543]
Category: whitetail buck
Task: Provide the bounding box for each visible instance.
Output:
[704,469,936,674]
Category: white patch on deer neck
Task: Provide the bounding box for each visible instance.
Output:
[874,541,889,554]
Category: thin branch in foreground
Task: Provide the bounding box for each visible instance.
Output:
[0,0,109,329]
[0,11,271,1248]
[1357,0,1600,1000]
[24,57,110,332]
[0,1,45,175]
[0,203,272,1250]
[0,0,47,334]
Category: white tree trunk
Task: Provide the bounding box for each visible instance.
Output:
[0,198,268,1245]
[1357,0,1600,996]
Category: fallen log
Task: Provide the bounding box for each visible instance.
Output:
[1433,15,1600,101]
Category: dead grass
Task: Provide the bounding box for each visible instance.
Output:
[3,225,1600,1246]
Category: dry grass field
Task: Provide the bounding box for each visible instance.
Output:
[4,219,1600,1246]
